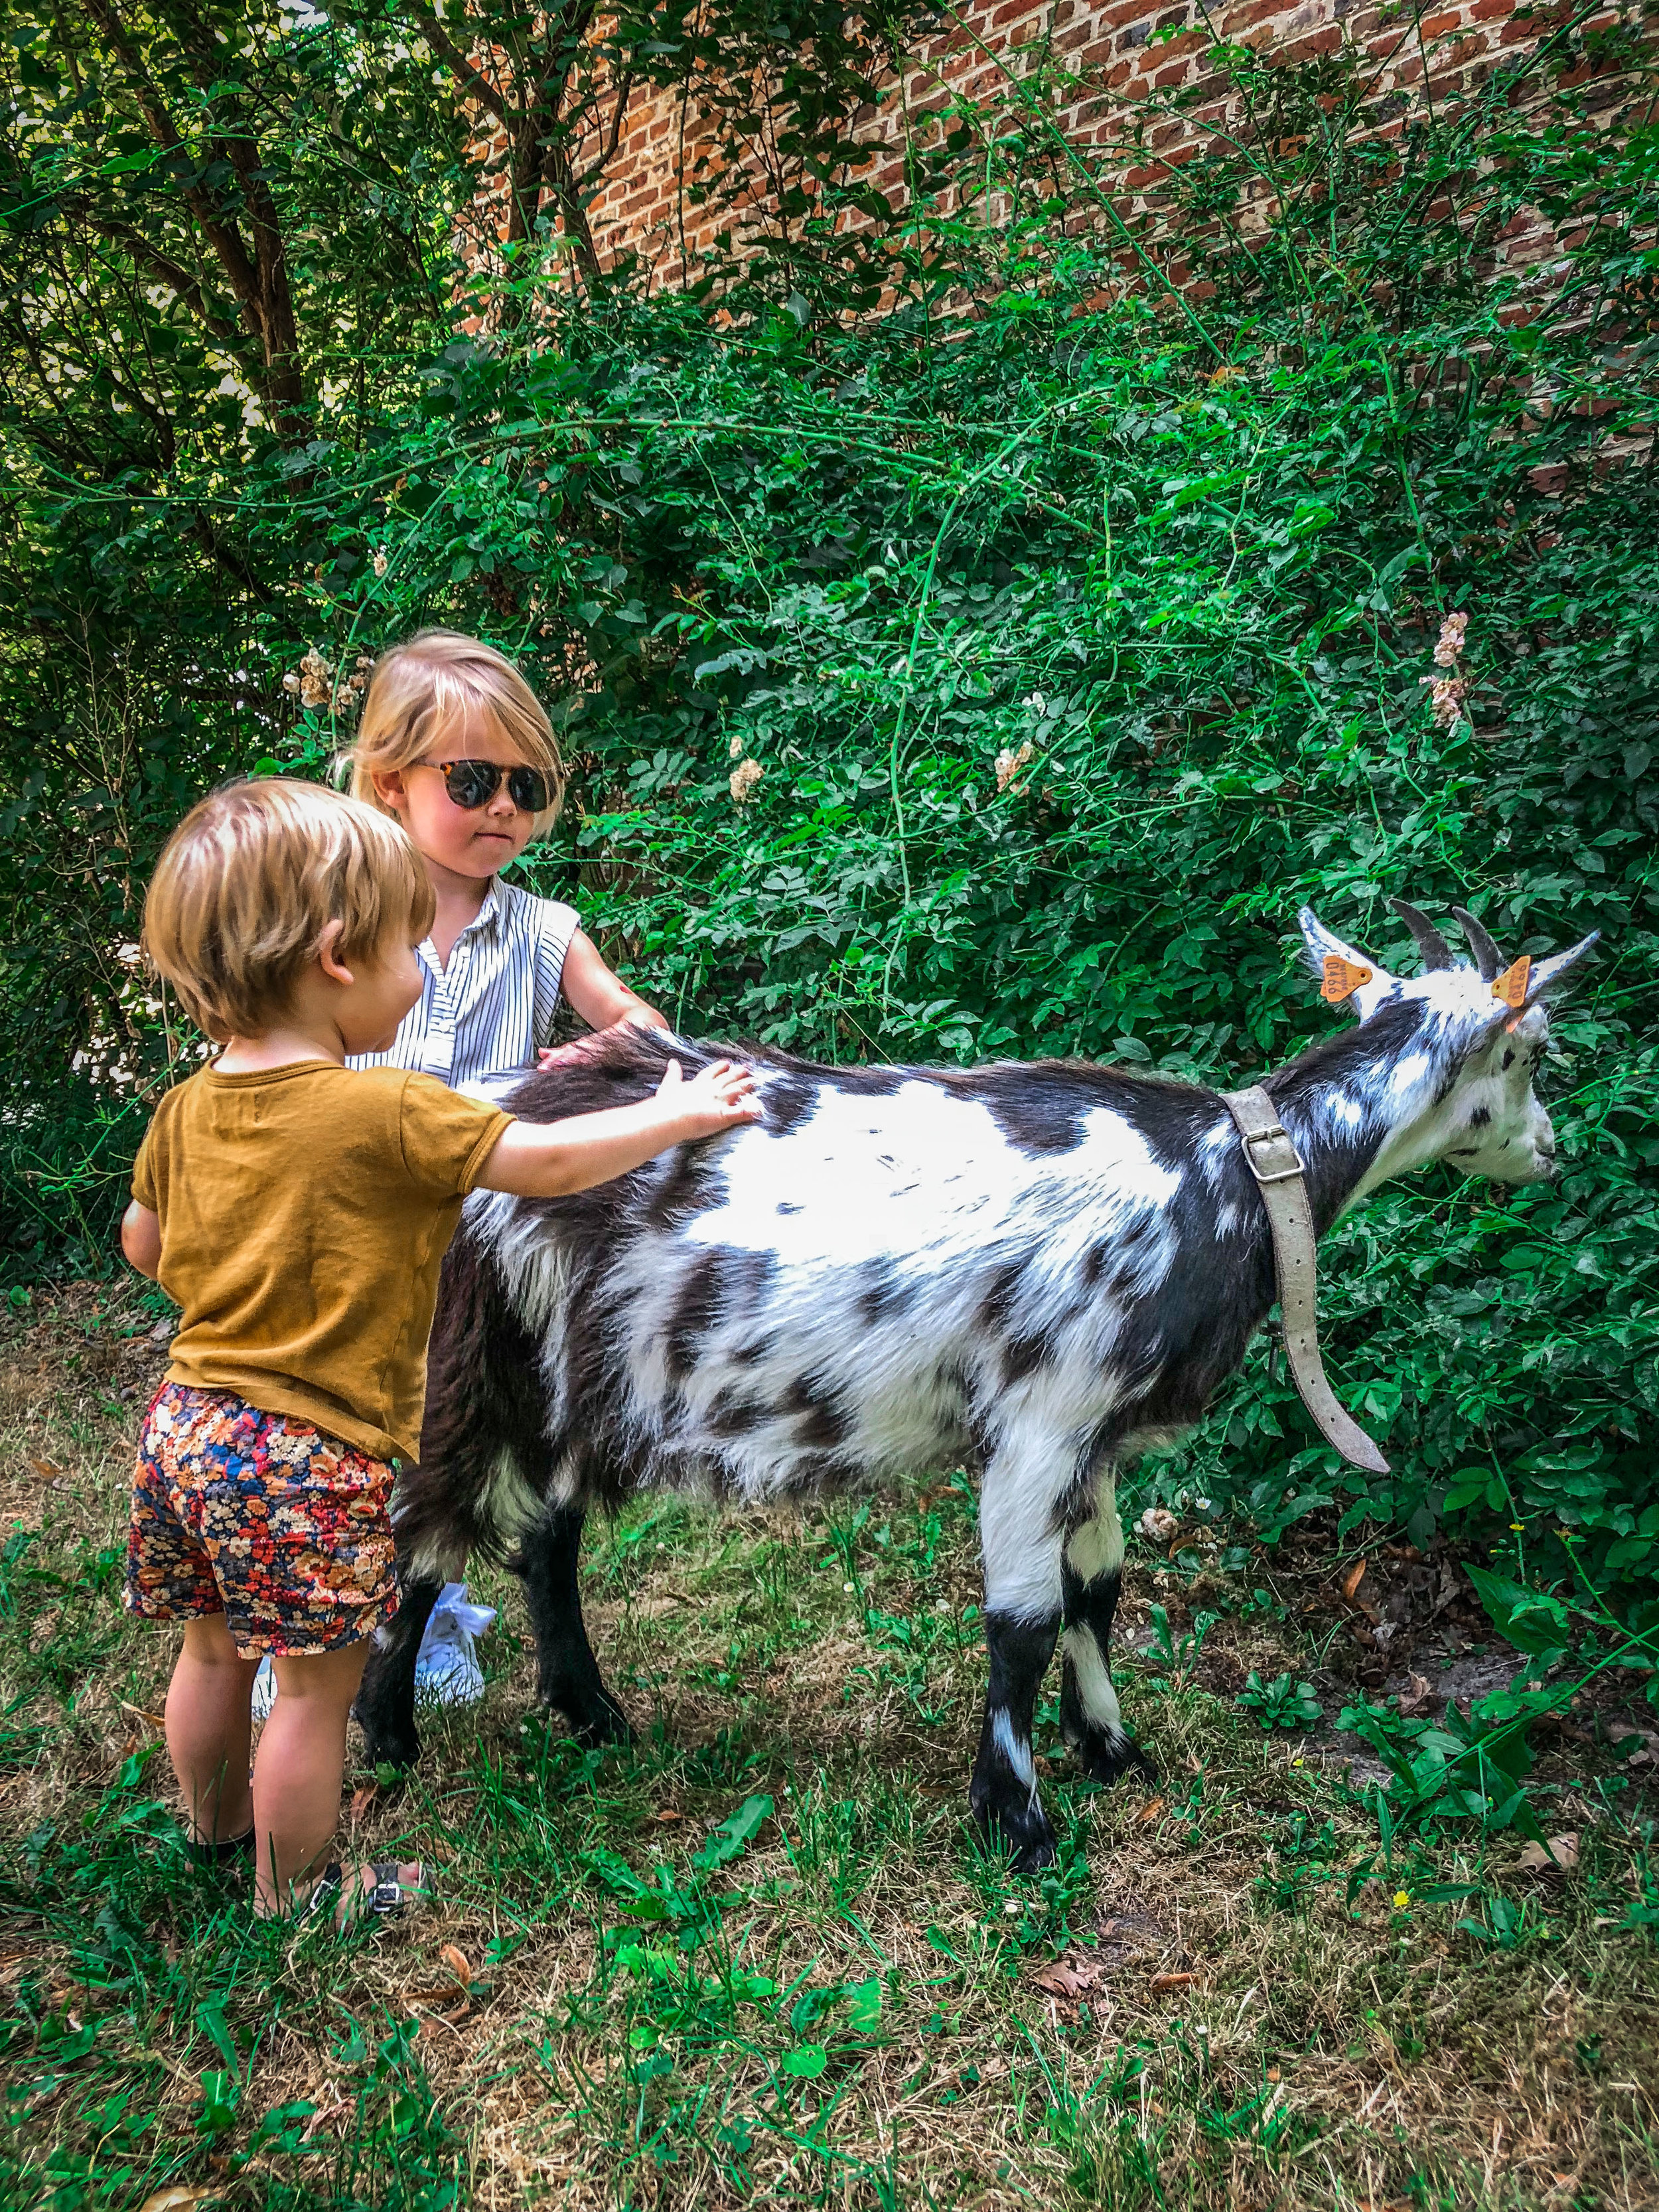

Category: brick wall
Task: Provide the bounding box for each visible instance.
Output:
[463,0,1637,292]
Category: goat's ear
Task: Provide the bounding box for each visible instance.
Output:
[1522,929,1600,1009]
[1297,907,1396,1018]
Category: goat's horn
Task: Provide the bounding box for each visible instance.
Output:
[1387,897,1453,971]
[1450,905,1502,983]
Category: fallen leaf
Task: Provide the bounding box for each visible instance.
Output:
[138,2191,216,2212]
[1149,1971,1198,1994]
[1396,1672,1435,1718]
[1341,1560,1367,1601]
[1137,1797,1167,1824]
[1031,1962,1086,1998]
[1266,2067,1281,2082]
[439,1944,472,1986]
[350,1783,380,1820]
[301,2095,352,2144]
[1036,1956,1104,1997]
[1518,1831,1579,1874]
[117,1698,167,1728]
[653,1807,683,1825]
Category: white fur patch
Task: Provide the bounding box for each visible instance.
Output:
[1063,1623,1123,1734]
[1066,1509,1124,1585]
[991,1708,1038,1795]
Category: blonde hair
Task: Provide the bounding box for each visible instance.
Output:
[144,779,437,1041]
[346,630,565,832]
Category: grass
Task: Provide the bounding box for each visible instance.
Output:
[3,1286,1657,2211]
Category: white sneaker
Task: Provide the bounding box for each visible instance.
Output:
[249,1584,497,1718]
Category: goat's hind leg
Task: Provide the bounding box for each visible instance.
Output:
[1059,1487,1153,1785]
[355,1568,443,1773]
[518,1502,631,1746]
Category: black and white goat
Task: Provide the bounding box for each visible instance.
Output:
[356,902,1597,1867]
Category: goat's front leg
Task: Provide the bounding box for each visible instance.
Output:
[518,1504,631,1745]
[1059,1490,1153,1785]
[354,1570,443,1772]
[970,1453,1065,1871]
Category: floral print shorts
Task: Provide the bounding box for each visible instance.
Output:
[125,1382,400,1657]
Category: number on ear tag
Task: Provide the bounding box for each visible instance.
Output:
[1321,954,1373,1003]
[1492,956,1532,1009]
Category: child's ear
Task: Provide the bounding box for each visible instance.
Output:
[372,767,411,816]
[316,919,355,987]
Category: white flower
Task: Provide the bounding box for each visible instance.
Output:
[1433,611,1469,669]
[729,758,764,806]
[372,548,389,578]
[297,645,334,708]
[994,739,1036,793]
[728,732,745,759]
[1421,673,1468,727]
[1135,1506,1180,1542]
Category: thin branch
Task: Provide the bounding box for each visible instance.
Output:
[76,0,263,309]
[87,213,239,339]
[397,4,523,126]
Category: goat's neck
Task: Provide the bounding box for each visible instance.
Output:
[1261,1006,1449,1237]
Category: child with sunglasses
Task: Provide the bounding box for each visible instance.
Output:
[345,629,670,1090]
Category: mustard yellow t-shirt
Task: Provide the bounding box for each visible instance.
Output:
[131,1061,511,1465]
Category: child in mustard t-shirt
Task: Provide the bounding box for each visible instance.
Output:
[121,778,757,1924]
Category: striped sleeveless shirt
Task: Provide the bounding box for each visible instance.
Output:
[347,878,581,1092]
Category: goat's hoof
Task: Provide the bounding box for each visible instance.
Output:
[1009,1830,1058,1874]
[1068,1724,1154,1787]
[972,1793,1058,1874]
[539,1690,633,1749]
[353,1720,421,1775]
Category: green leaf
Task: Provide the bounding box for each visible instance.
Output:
[692,1793,773,1872]
[780,2043,828,2077]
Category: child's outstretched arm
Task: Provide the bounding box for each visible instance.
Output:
[538,930,668,1067]
[478,1057,760,1200]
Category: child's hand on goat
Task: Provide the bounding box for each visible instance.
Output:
[654,1057,761,1138]
[478,1056,759,1200]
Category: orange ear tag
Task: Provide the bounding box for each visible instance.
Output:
[1492,956,1532,1010]
[1321,954,1374,1004]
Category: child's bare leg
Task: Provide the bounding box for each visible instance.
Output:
[166,1613,259,1845]
[253,1642,421,1919]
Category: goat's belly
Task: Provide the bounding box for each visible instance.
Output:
[607,1244,979,1501]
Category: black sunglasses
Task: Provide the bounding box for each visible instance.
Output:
[421,758,553,814]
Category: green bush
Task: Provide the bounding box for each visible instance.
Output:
[2,30,1654,1599]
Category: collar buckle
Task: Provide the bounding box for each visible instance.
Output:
[1239,1122,1305,1185]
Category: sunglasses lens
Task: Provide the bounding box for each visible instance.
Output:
[443,761,498,809]
[508,769,550,814]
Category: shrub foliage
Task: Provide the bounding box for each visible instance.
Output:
[2,19,1655,1595]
